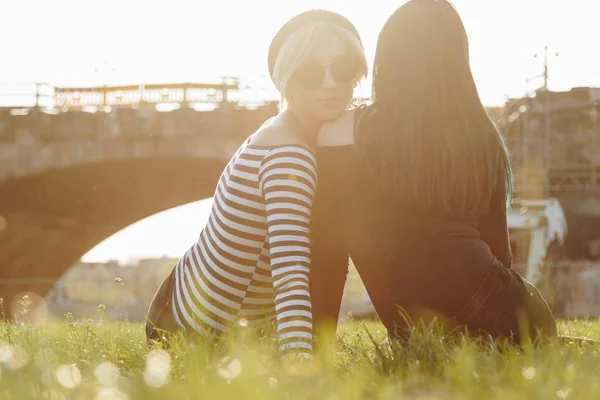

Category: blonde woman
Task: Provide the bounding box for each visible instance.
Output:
[145,9,368,359]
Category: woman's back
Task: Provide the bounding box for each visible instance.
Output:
[307,106,558,342]
[311,141,560,342]
[315,108,509,258]
[313,143,499,324]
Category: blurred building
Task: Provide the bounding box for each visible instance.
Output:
[45,256,177,320]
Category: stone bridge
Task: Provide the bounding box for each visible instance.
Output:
[3,82,600,317]
[0,104,278,311]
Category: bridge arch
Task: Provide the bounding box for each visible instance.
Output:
[0,157,227,310]
[0,102,279,312]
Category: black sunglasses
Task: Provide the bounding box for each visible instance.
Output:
[293,54,360,89]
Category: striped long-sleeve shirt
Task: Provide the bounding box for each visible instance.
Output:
[169,139,318,356]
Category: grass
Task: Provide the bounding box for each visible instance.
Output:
[0,307,599,400]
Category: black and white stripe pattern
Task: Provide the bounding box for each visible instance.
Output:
[169,140,317,356]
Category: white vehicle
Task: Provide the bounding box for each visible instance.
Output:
[506,198,568,299]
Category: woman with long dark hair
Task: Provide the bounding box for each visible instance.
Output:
[309,0,558,343]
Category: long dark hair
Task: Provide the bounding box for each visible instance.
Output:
[355,0,513,216]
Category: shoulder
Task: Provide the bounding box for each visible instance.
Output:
[250,112,309,149]
[250,115,284,143]
[251,114,316,167]
[317,109,356,147]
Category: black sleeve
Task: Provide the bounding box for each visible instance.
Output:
[310,218,349,329]
[309,172,350,330]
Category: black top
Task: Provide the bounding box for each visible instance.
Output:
[309,144,513,333]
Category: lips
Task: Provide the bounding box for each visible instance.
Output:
[319,96,344,105]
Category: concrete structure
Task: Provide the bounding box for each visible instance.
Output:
[43,257,178,320]
[502,87,600,261]
[503,87,600,195]
[0,91,278,312]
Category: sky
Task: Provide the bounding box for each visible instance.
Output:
[1,0,599,262]
[83,199,214,264]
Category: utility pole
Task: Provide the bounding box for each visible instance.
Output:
[542,46,549,91]
[543,46,552,198]
[592,104,598,191]
[527,46,558,198]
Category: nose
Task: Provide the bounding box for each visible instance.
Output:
[322,67,336,89]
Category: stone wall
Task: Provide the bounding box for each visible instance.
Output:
[0,105,279,181]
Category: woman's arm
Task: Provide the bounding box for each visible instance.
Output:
[309,193,350,330]
[259,145,318,358]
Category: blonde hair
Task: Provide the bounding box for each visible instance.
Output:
[272,21,368,108]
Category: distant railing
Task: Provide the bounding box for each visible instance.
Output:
[0,76,374,111]
[0,78,281,111]
[548,164,600,191]
[54,82,240,109]
[514,164,600,193]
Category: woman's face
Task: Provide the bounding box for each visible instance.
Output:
[287,32,359,123]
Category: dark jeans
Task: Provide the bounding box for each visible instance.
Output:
[315,256,559,345]
[451,258,558,343]
[145,269,180,347]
